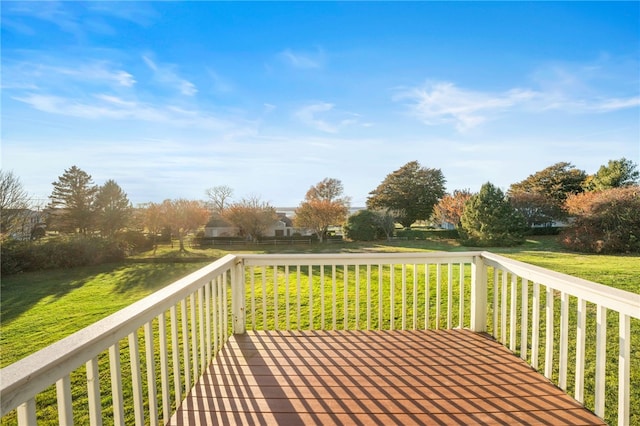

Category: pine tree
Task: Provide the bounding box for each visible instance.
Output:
[95,179,132,237]
[48,166,98,234]
[461,182,527,247]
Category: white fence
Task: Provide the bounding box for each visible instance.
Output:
[1,252,638,425]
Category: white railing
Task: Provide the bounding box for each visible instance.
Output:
[1,255,239,426]
[1,252,638,425]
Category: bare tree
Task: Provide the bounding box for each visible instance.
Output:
[0,170,30,239]
[222,195,277,241]
[205,185,234,213]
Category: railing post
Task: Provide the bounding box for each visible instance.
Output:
[470,255,487,332]
[232,257,246,334]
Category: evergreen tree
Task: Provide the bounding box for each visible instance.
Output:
[95,179,132,237]
[47,166,98,234]
[461,182,527,246]
[585,158,639,191]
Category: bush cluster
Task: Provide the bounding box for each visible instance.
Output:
[561,186,640,253]
[1,237,128,275]
[396,229,459,240]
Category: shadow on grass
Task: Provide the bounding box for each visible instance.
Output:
[111,262,210,293]
[0,262,211,325]
[0,263,123,324]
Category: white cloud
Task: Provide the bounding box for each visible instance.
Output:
[294,103,368,133]
[13,93,232,130]
[2,59,136,90]
[398,77,639,132]
[279,48,323,69]
[295,103,338,132]
[142,55,197,96]
[397,82,539,132]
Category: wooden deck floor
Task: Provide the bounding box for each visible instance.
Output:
[169,329,605,425]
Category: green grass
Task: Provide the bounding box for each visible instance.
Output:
[1,237,638,425]
[1,262,210,366]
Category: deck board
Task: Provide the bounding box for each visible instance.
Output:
[169,329,605,425]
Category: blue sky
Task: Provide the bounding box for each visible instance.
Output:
[2,1,639,207]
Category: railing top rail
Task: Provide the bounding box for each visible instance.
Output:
[480,251,640,318]
[0,254,238,417]
[240,251,481,266]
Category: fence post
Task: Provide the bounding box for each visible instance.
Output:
[470,254,487,332]
[231,257,246,334]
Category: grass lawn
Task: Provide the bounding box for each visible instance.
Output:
[1,237,638,425]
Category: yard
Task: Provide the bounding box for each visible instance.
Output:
[1,236,638,425]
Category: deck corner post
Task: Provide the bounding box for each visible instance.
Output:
[231,257,246,335]
[470,254,488,332]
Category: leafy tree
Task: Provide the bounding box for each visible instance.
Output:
[432,189,472,229]
[508,191,558,227]
[509,161,586,202]
[562,186,640,253]
[294,178,350,242]
[162,199,210,252]
[460,182,527,246]
[47,166,98,234]
[0,170,30,240]
[508,161,586,222]
[367,161,446,229]
[222,196,277,242]
[95,179,132,237]
[205,185,234,213]
[584,158,639,191]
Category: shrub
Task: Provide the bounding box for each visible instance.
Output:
[344,210,385,241]
[460,182,527,247]
[561,186,640,253]
[117,230,154,254]
[1,236,127,275]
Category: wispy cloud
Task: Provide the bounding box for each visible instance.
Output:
[294,102,366,133]
[2,59,135,90]
[398,76,639,132]
[397,82,538,132]
[2,1,157,38]
[143,55,197,96]
[14,93,232,130]
[279,48,324,69]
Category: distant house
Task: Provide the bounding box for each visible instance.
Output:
[5,208,46,240]
[204,212,311,238]
[204,216,237,237]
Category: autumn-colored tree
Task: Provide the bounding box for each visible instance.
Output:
[222,196,277,241]
[294,178,350,242]
[162,199,210,252]
[562,186,640,253]
[95,179,132,237]
[432,189,472,228]
[367,161,446,229]
[140,202,165,255]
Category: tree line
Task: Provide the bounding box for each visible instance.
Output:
[1,157,638,274]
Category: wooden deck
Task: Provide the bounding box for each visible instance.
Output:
[169,329,605,425]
